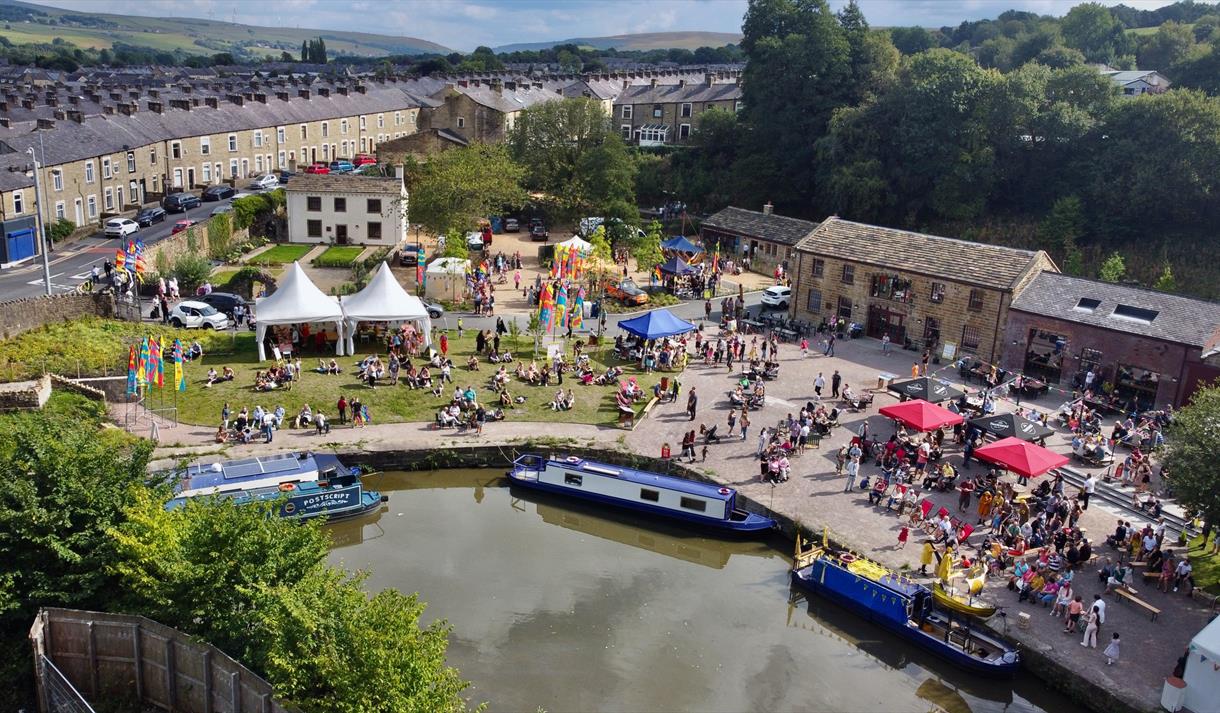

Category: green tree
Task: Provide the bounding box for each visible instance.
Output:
[44,217,74,243]
[1153,263,1177,292]
[1164,385,1220,530]
[888,26,937,55]
[1037,196,1086,273]
[669,107,743,211]
[406,143,525,236]
[301,40,308,62]
[1036,45,1086,68]
[1137,20,1200,72]
[1098,251,1126,283]
[440,228,469,260]
[631,220,664,271]
[1060,2,1127,63]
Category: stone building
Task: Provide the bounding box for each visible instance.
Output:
[790,217,1057,364]
[285,173,407,246]
[613,75,742,146]
[700,206,815,279]
[422,80,562,144]
[1001,271,1220,409]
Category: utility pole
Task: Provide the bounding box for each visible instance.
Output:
[27,146,50,295]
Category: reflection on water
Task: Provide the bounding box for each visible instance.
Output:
[327,469,1072,713]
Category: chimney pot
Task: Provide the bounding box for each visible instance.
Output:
[762,202,773,215]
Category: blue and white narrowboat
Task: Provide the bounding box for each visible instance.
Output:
[165,452,386,521]
[790,535,1019,678]
[506,454,776,534]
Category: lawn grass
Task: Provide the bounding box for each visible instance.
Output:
[1187,534,1220,594]
[251,245,313,265]
[167,332,669,428]
[312,246,365,268]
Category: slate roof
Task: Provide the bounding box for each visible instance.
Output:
[442,83,564,113]
[701,207,817,247]
[795,217,1046,289]
[1010,271,1220,348]
[614,81,742,105]
[284,174,402,195]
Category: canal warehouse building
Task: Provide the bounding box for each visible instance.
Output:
[789,217,1056,364]
[1000,271,1220,408]
[700,206,817,281]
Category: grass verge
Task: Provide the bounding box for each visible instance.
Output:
[251,244,312,265]
[312,246,365,268]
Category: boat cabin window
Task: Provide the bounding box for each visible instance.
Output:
[564,473,583,486]
[679,496,706,512]
[640,488,660,502]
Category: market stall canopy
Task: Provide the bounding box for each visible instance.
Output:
[557,235,593,253]
[254,261,345,361]
[887,377,963,403]
[340,261,433,353]
[878,399,964,432]
[618,309,697,340]
[967,413,1054,443]
[661,236,704,254]
[1185,616,1220,713]
[657,256,696,275]
[973,437,1068,478]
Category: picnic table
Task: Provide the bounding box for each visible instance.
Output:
[776,328,798,342]
[740,319,764,333]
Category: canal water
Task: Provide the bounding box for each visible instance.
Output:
[327,469,1072,713]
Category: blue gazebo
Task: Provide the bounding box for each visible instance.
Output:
[657,256,696,275]
[618,309,697,340]
[661,236,703,255]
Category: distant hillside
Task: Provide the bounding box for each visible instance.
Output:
[0,0,450,58]
[494,31,743,54]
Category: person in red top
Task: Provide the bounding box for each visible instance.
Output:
[439,332,449,356]
[337,395,348,424]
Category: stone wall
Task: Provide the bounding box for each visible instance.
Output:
[49,374,108,401]
[0,374,51,411]
[0,292,116,340]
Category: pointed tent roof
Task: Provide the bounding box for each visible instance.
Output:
[558,235,593,253]
[661,235,703,254]
[618,308,696,340]
[340,262,429,323]
[658,256,695,275]
[254,261,343,325]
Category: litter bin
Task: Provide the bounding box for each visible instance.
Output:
[1162,676,1186,712]
[877,373,896,391]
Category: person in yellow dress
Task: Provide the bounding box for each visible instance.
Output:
[920,540,936,576]
[977,490,993,526]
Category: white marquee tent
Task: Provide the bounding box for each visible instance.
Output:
[254,261,346,361]
[557,235,593,253]
[424,257,469,301]
[1184,615,1220,712]
[341,261,433,354]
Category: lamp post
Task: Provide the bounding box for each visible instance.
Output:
[27,146,50,296]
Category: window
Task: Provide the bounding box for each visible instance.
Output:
[367,221,381,239]
[12,191,22,214]
[103,187,113,211]
[229,159,238,178]
[171,142,182,159]
[149,147,157,165]
[961,325,981,351]
[564,473,583,486]
[679,123,691,139]
[930,282,945,303]
[334,197,346,212]
[254,130,264,148]
[968,289,984,311]
[202,163,211,183]
[300,125,308,140]
[1074,297,1101,313]
[394,112,401,126]
[640,488,660,502]
[278,151,286,169]
[306,196,322,211]
[227,134,237,152]
[377,114,384,128]
[54,200,64,219]
[367,198,382,214]
[321,122,329,138]
[734,100,743,112]
[200,137,210,155]
[86,195,96,219]
[621,124,632,139]
[306,219,322,238]
[255,155,263,173]
[277,126,286,143]
[681,102,692,118]
[322,144,330,160]
[51,170,62,191]
[102,157,112,179]
[359,116,366,130]
[621,105,632,119]
[837,295,853,320]
[841,264,855,284]
[806,288,822,313]
[652,104,663,118]
[1112,304,1159,324]
[811,258,824,278]
[456,117,465,128]
[923,317,941,345]
[679,496,706,512]
[341,119,349,134]
[126,152,136,172]
[411,112,416,124]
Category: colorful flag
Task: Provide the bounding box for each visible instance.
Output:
[125,345,137,395]
[115,248,126,270]
[137,337,149,385]
[570,287,585,330]
[653,265,662,282]
[537,282,553,331]
[150,337,164,388]
[173,338,185,392]
[554,283,568,332]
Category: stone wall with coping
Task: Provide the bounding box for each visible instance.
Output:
[0,292,116,340]
[0,374,51,411]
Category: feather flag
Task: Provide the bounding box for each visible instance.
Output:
[554,282,568,333]
[173,338,186,392]
[126,345,137,395]
[537,282,553,330]
[569,287,585,330]
[150,337,164,388]
[137,337,149,386]
[653,265,662,282]
[115,248,126,271]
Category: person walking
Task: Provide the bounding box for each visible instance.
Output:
[824,333,836,357]
[687,388,698,421]
[457,317,464,338]
[1080,474,1096,510]
[1103,632,1121,665]
[158,293,170,324]
[727,408,738,437]
[919,541,935,575]
[814,372,825,399]
[881,333,891,355]
[831,370,842,399]
[740,410,750,442]
[337,395,348,424]
[1081,606,1099,648]
[897,526,909,549]
[221,403,231,430]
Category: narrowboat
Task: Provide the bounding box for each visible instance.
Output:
[790,535,1019,677]
[506,454,776,534]
[164,452,387,521]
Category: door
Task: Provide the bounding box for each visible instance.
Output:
[133,181,143,206]
[866,305,906,342]
[5,228,35,262]
[172,168,183,188]
[116,186,124,210]
[73,198,83,225]
[335,225,348,245]
[187,168,195,188]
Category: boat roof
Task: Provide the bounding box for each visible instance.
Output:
[179,452,320,490]
[546,456,734,500]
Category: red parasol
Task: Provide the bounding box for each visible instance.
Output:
[974,437,1069,478]
[878,399,964,432]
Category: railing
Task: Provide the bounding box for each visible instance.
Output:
[38,655,96,713]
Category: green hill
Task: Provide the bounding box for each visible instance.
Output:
[0,0,450,58]
[493,31,743,54]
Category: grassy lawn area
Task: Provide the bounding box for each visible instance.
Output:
[169,332,670,428]
[312,246,365,268]
[1187,534,1220,594]
[251,245,313,265]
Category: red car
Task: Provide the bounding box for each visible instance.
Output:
[304,163,330,174]
[353,154,377,167]
[171,219,198,235]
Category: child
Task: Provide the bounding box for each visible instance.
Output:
[800,337,809,356]
[897,526,909,549]
[1103,632,1120,665]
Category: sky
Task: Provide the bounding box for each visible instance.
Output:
[32,0,1189,51]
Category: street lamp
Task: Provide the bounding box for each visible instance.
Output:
[26,146,51,296]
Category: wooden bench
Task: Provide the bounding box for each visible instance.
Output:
[1115,588,1162,621]
[1142,570,1161,581]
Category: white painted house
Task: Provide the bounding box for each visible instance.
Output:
[285,173,408,246]
[1098,68,1171,96]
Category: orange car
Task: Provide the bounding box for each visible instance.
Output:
[605,278,649,306]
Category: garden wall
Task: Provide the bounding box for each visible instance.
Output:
[143,221,252,274]
[0,292,116,340]
[0,375,51,411]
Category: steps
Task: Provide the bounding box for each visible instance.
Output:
[1054,464,1198,540]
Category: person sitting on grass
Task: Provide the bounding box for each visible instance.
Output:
[316,359,329,374]
[467,355,480,371]
[215,426,229,444]
[220,366,234,382]
[550,389,567,411]
[206,368,220,387]
[295,404,313,429]
[499,389,513,407]
[500,349,513,363]
[187,341,204,361]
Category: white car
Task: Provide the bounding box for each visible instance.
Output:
[760,285,792,309]
[104,218,139,238]
[168,300,231,330]
[248,173,279,190]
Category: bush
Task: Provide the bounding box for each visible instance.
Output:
[44,218,75,244]
[171,252,213,292]
[207,213,233,260]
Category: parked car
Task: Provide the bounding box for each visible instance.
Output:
[351,163,383,176]
[529,221,549,242]
[171,219,198,235]
[760,285,792,309]
[163,192,201,212]
[353,154,377,167]
[201,185,236,202]
[424,301,444,319]
[466,231,484,251]
[248,173,279,190]
[169,301,230,330]
[504,217,520,232]
[135,207,167,227]
[211,204,233,216]
[103,218,139,238]
[304,163,330,174]
[329,159,355,173]
[605,278,648,306]
[277,170,296,184]
[198,292,249,320]
[398,245,424,267]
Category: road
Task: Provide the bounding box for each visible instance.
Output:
[0,195,250,302]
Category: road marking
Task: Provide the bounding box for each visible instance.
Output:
[69,271,93,280]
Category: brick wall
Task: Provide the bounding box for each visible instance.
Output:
[0,292,116,340]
